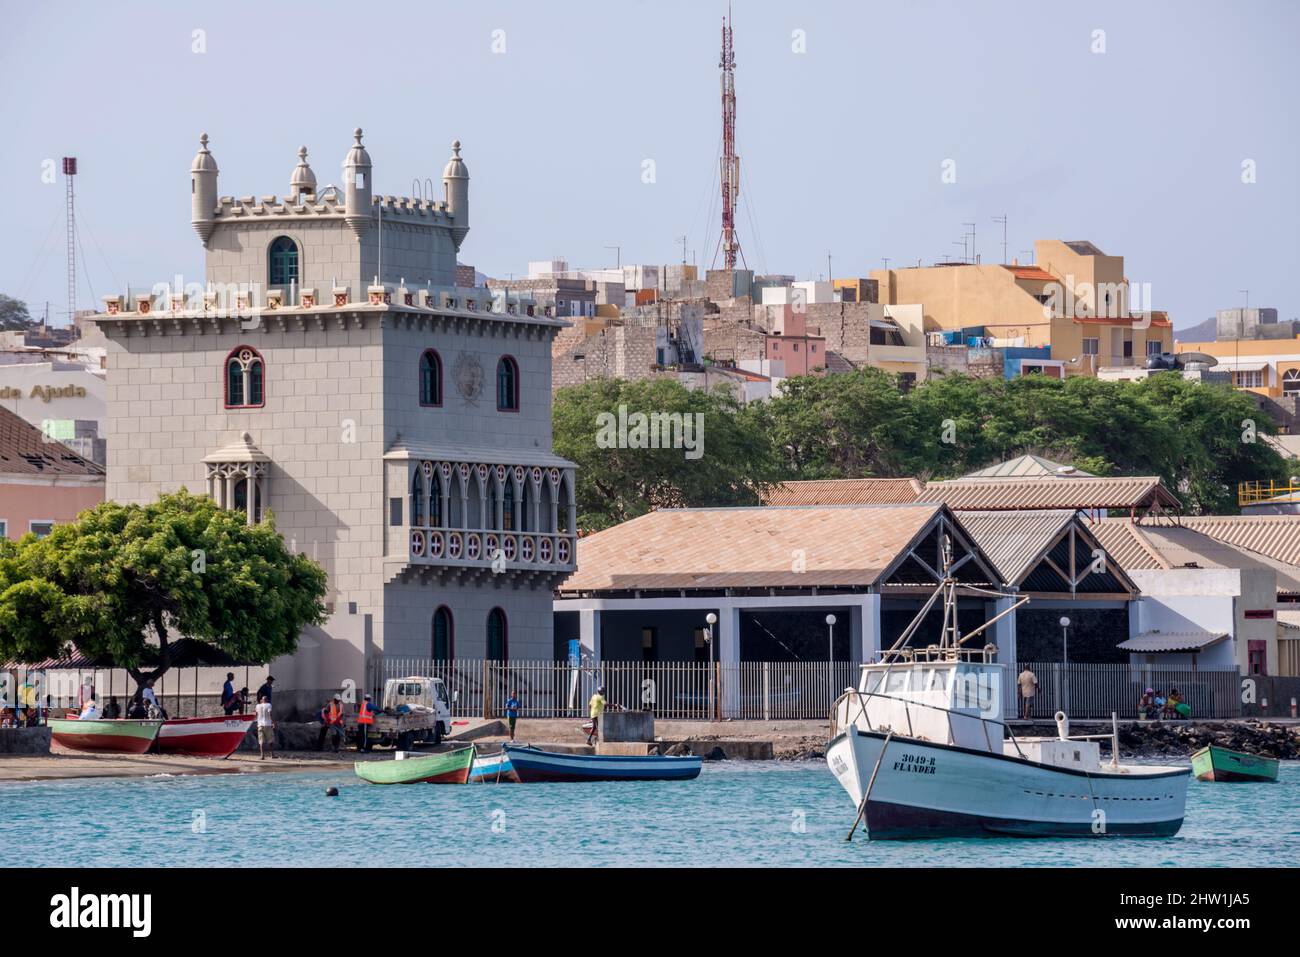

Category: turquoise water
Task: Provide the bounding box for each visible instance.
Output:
[7,760,1298,867]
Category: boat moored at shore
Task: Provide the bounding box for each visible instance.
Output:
[827,537,1190,841]
[354,745,476,785]
[156,714,256,758]
[1191,744,1279,782]
[502,744,702,782]
[48,718,163,755]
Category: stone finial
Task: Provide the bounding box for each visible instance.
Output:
[290,145,317,200]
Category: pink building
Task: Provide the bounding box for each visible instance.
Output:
[763,305,827,377]
[0,406,104,540]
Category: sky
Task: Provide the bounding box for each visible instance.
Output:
[2,0,1296,330]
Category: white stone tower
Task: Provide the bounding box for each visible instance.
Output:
[190,133,219,247]
[343,128,372,238]
[442,140,470,251]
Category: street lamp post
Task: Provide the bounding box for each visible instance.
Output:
[705,612,717,721]
[1059,616,1071,716]
[825,613,837,706]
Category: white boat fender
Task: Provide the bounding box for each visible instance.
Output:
[1055,711,1069,741]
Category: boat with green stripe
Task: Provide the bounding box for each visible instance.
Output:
[1191,744,1279,782]
[48,718,162,754]
[353,745,476,784]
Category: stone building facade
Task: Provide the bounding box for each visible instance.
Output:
[95,131,577,714]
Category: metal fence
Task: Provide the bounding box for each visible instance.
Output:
[1013,662,1241,720]
[369,657,862,721]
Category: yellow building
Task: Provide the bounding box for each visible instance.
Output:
[1174,338,1300,398]
[869,239,1173,377]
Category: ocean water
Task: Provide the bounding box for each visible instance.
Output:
[7,760,1298,867]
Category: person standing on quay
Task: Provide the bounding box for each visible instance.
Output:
[505,690,521,741]
[255,694,274,760]
[1017,666,1038,720]
[586,685,606,746]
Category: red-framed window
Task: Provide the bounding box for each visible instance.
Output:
[225,346,265,409]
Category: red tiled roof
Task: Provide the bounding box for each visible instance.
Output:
[763,478,922,506]
[1004,266,1057,282]
[0,406,103,477]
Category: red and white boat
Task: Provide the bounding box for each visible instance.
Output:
[156,714,256,758]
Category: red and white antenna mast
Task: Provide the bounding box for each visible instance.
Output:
[719,4,742,270]
[63,157,77,324]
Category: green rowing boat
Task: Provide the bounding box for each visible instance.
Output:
[1190,744,1279,783]
[354,745,475,784]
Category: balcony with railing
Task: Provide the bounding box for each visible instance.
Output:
[386,457,577,584]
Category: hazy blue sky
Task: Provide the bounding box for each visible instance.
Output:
[3,0,1296,330]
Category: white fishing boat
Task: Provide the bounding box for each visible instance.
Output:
[826,539,1190,841]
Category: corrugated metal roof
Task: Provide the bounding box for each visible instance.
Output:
[560,504,955,594]
[963,454,1094,479]
[1117,630,1228,652]
[1093,519,1300,594]
[921,475,1176,511]
[955,510,1075,583]
[1178,515,1300,566]
[763,478,922,506]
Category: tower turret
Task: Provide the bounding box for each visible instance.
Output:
[190,132,219,247]
[289,146,317,203]
[343,128,372,238]
[442,140,470,251]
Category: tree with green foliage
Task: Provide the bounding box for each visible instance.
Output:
[553,377,784,530]
[0,294,32,332]
[0,490,328,693]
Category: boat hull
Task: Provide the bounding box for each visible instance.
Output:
[354,746,475,785]
[157,715,256,758]
[48,718,162,755]
[1191,745,1279,783]
[827,727,1189,840]
[468,751,519,783]
[503,745,702,782]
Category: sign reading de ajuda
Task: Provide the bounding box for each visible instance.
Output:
[0,384,89,402]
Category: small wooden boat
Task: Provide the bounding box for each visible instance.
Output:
[157,714,256,758]
[1191,744,1279,783]
[502,744,702,783]
[48,718,163,755]
[354,745,476,785]
[468,750,519,783]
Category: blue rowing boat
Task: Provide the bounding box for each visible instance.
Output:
[502,744,702,782]
[468,749,519,783]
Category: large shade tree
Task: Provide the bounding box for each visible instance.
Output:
[0,490,328,692]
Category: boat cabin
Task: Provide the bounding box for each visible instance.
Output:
[850,647,1005,752]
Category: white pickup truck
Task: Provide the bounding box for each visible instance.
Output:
[343,676,455,751]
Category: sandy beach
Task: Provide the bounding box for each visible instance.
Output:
[0,751,355,783]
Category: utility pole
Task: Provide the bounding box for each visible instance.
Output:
[964,222,976,264]
[604,245,621,269]
[678,235,688,264]
[1237,289,1249,387]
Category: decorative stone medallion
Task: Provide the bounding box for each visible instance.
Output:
[453,352,484,405]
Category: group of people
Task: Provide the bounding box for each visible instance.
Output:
[1140,687,1190,720]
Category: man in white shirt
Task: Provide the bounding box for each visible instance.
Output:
[78,699,101,720]
[255,695,274,760]
[141,679,167,718]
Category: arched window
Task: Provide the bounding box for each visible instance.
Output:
[419,350,442,406]
[232,477,263,523]
[268,236,299,290]
[502,481,515,531]
[432,606,454,660]
[487,607,508,661]
[521,481,534,533]
[496,356,519,411]
[410,471,425,526]
[430,472,443,527]
[225,346,265,408]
